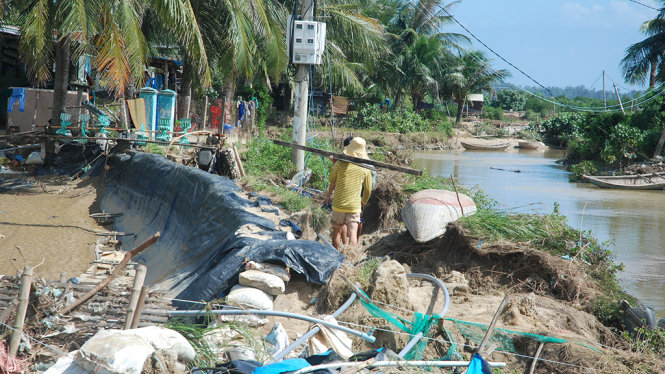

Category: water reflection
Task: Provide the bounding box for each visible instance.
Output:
[413,148,665,317]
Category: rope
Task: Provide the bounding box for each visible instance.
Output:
[334,320,605,372]
[165,296,610,371]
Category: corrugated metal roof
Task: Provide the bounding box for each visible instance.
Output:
[466,93,484,102]
[0,25,20,36]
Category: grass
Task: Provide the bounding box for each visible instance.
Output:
[144,143,167,155]
[356,257,382,288]
[166,317,271,368]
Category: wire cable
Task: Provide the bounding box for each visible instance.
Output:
[406,0,662,113]
[627,0,660,11]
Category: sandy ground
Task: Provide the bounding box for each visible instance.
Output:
[0,173,106,280]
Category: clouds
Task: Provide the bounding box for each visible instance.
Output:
[560,1,653,26]
[561,2,602,21]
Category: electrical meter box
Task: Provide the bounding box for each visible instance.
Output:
[287,17,327,65]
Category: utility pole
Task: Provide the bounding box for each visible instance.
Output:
[613,83,625,114]
[291,0,313,172]
[603,70,606,111]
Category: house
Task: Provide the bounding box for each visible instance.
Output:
[0,26,30,130]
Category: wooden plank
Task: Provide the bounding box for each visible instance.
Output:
[272,139,423,176]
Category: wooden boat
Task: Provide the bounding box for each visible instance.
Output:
[90,212,123,225]
[401,189,477,243]
[582,173,665,190]
[460,140,511,151]
[518,140,544,149]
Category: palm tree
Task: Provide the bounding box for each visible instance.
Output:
[15,0,210,129]
[366,0,467,106]
[439,50,509,125]
[621,6,665,89]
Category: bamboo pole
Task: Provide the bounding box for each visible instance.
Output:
[233,144,245,177]
[272,139,423,176]
[8,266,33,356]
[130,286,149,329]
[123,264,147,329]
[60,232,160,314]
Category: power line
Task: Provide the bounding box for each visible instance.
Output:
[627,0,660,11]
[437,5,564,106]
[411,0,664,113]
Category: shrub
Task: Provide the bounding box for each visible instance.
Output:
[243,136,294,177]
[481,106,504,120]
[496,89,526,111]
[350,104,431,133]
[535,112,585,147]
[569,160,598,181]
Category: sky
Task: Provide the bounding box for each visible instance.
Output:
[444,0,659,91]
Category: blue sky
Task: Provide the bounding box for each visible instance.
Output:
[445,0,659,90]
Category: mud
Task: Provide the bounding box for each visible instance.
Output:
[0,175,106,279]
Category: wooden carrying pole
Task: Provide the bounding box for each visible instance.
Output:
[272,139,423,176]
[60,232,160,315]
[124,264,147,329]
[8,266,33,356]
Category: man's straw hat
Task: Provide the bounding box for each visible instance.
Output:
[344,137,368,159]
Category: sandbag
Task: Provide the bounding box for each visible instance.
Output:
[75,329,155,374]
[127,326,196,362]
[239,270,285,296]
[226,285,274,310]
[25,151,44,165]
[245,261,291,281]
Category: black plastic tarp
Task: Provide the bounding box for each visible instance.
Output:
[100,152,343,306]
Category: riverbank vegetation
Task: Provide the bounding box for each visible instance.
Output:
[240,125,634,334]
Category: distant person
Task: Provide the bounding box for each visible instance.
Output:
[324,137,373,249]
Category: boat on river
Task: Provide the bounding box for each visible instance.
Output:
[582,172,665,190]
[518,140,544,149]
[460,140,511,151]
[401,189,477,243]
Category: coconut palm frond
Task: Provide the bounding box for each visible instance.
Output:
[18,0,52,83]
[151,0,211,85]
[95,17,133,94]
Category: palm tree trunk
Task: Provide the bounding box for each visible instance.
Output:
[51,40,70,126]
[222,79,235,125]
[47,40,70,161]
[654,125,665,158]
[649,59,657,89]
[455,100,464,125]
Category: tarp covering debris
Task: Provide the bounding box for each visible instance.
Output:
[100,152,343,305]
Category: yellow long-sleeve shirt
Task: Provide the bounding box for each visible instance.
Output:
[329,161,372,213]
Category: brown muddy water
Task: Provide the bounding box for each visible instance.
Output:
[413,147,665,317]
[0,175,104,280]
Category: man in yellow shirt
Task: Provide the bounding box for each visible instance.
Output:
[324,137,373,249]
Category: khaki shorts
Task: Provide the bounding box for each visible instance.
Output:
[331,211,361,227]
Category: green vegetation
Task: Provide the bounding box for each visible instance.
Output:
[167,318,270,369]
[531,92,665,171]
[350,104,432,133]
[569,160,599,181]
[621,326,665,356]
[495,89,526,111]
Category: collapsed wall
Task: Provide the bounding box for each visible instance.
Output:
[100,151,343,306]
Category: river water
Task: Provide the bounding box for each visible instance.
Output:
[413,147,665,317]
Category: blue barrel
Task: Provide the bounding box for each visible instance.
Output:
[157,89,177,133]
[139,87,158,133]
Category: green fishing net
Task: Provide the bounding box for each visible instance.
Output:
[358,290,440,360]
